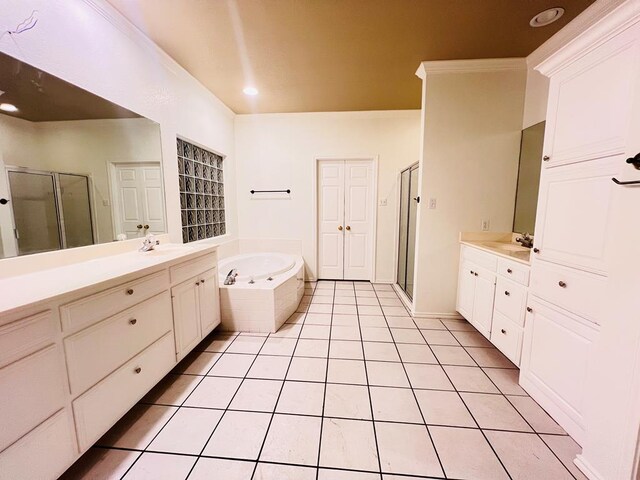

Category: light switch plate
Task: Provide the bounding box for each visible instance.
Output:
[482,219,490,231]
[428,198,437,209]
[379,199,387,206]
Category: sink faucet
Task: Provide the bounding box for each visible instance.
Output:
[139,234,159,252]
[515,233,534,249]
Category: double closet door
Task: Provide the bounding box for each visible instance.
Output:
[318,160,374,280]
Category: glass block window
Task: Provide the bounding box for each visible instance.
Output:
[177,138,226,243]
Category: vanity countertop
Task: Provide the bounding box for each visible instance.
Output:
[460,232,531,266]
[0,243,217,316]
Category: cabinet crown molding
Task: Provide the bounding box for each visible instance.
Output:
[415,58,525,79]
[535,0,640,76]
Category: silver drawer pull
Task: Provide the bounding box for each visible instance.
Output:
[129,318,137,325]
[126,288,134,295]
[501,328,507,334]
[558,281,567,288]
[504,291,510,296]
[134,367,142,374]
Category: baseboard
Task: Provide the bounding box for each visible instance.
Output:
[574,455,606,480]
[411,311,464,319]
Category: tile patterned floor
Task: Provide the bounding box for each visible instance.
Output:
[61,281,587,480]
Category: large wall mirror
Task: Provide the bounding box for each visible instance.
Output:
[513,121,545,235]
[0,52,166,259]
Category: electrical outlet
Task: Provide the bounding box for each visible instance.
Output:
[379,199,387,207]
[428,198,437,209]
[482,219,490,231]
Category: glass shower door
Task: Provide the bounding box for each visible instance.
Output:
[8,170,62,255]
[397,164,419,300]
[59,173,94,248]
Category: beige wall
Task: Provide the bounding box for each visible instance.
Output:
[413,66,526,316]
[234,110,421,281]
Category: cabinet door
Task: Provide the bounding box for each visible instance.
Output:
[171,278,201,357]
[198,268,220,336]
[533,157,618,275]
[456,261,476,320]
[519,297,598,443]
[543,25,640,167]
[471,268,496,339]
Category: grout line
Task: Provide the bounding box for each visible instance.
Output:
[353,281,384,480]
[370,285,447,478]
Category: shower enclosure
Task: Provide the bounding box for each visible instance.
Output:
[7,168,95,256]
[396,163,419,300]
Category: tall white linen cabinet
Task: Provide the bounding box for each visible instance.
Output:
[519,2,640,479]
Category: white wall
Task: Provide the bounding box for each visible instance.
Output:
[234,110,421,281]
[0,0,237,271]
[522,66,550,128]
[413,64,526,316]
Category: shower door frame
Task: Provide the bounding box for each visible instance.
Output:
[396,162,419,301]
[4,165,97,255]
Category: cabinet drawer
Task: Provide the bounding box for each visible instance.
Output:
[531,260,605,325]
[60,270,169,333]
[65,292,173,396]
[73,333,175,451]
[497,258,530,286]
[462,245,498,272]
[170,253,217,285]
[0,345,67,451]
[490,311,523,366]
[494,277,527,327]
[0,310,57,368]
[0,409,76,480]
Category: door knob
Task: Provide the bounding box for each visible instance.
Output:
[543,155,550,161]
[346,226,351,231]
[533,248,540,253]
[0,198,8,205]
[338,226,343,231]
[136,224,143,229]
[626,153,640,170]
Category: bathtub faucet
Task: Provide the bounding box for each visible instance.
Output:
[224,269,238,285]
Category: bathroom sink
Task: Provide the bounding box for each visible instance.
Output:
[141,244,194,256]
[479,242,530,253]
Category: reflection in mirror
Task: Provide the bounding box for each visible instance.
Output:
[0,52,165,258]
[513,121,545,235]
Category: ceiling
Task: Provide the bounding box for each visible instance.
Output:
[0,52,140,122]
[107,0,595,114]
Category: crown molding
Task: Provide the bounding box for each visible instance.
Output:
[81,0,235,118]
[528,0,637,75]
[415,58,526,79]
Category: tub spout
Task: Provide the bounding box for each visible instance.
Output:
[224,269,238,285]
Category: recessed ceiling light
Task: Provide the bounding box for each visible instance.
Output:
[243,86,258,96]
[530,7,565,27]
[0,103,18,113]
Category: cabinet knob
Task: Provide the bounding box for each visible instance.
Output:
[201,279,206,283]
[134,367,142,374]
[144,224,150,229]
[346,225,351,231]
[504,291,510,296]
[527,307,533,313]
[126,288,134,295]
[558,281,567,288]
[338,225,343,231]
[501,328,507,334]
[543,155,550,161]
[196,281,201,286]
[474,272,478,277]
[533,248,540,254]
[507,268,512,274]
[136,224,143,229]
[129,318,137,325]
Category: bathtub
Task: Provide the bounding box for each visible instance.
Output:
[218,252,305,333]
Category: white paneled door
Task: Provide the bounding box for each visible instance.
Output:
[111,163,166,239]
[318,159,374,280]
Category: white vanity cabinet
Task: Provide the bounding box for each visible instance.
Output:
[170,253,220,360]
[0,245,220,479]
[456,243,530,366]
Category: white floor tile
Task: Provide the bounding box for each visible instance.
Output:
[396,344,437,364]
[260,414,322,465]
[121,452,196,480]
[202,410,271,460]
[376,422,443,477]
[148,407,223,454]
[443,365,500,393]
[461,392,533,432]
[189,458,255,480]
[183,376,242,408]
[370,387,423,423]
[331,325,361,341]
[366,361,409,387]
[286,357,327,382]
[98,404,177,450]
[329,340,364,360]
[415,390,476,427]
[327,359,367,385]
[404,363,454,390]
[141,374,202,406]
[276,381,325,415]
[259,337,297,356]
[319,418,379,471]
[208,353,255,377]
[295,338,330,358]
[252,463,316,479]
[247,355,290,380]
[324,383,372,420]
[361,327,393,342]
[363,342,400,362]
[229,378,283,412]
[226,336,267,354]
